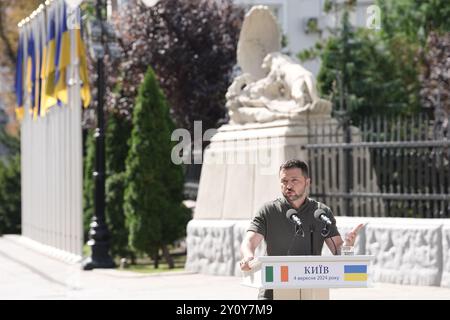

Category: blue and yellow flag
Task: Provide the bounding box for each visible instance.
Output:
[15,30,25,121]
[18,0,91,119]
[26,30,37,116]
[55,1,70,105]
[75,8,91,108]
[44,4,58,111]
[34,16,45,119]
[39,9,50,116]
[343,265,368,282]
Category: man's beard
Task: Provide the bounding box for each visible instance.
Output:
[284,190,304,201]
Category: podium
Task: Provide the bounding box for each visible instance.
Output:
[242,255,374,300]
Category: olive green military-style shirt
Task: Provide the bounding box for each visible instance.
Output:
[248,196,340,256]
[247,196,340,300]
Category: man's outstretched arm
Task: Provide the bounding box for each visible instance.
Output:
[325,223,365,255]
[240,231,264,271]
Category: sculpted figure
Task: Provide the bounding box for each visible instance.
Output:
[226,6,331,124]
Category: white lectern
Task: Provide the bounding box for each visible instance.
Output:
[242,255,374,300]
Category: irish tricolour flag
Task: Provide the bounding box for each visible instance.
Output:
[265,266,289,282]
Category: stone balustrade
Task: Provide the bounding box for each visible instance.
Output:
[186,217,450,288]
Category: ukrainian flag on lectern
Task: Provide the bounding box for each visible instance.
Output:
[344,265,368,281]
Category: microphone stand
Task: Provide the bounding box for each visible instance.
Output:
[320,223,338,255]
[287,224,304,255]
[310,225,315,255]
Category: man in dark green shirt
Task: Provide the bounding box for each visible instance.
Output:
[239,159,363,300]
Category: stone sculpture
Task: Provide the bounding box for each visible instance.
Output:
[226,6,331,124]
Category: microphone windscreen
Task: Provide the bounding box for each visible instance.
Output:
[286,209,298,220]
[314,208,327,220]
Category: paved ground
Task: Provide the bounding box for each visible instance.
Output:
[1,236,449,300]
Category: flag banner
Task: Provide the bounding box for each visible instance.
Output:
[75,7,91,108]
[343,265,368,281]
[44,3,58,113]
[26,27,36,116]
[15,29,25,121]
[16,0,91,120]
[55,1,70,105]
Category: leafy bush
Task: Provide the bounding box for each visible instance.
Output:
[0,154,21,235]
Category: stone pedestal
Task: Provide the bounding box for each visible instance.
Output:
[194,115,334,221]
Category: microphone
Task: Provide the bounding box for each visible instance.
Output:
[314,208,333,226]
[286,209,304,237]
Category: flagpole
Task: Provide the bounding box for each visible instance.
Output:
[82,0,115,270]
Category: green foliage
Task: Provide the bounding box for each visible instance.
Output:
[0,154,21,235]
[103,0,243,135]
[84,116,133,260]
[299,1,429,125]
[105,171,130,258]
[105,112,132,259]
[378,0,450,44]
[0,124,21,235]
[106,112,131,174]
[82,129,95,240]
[317,21,415,123]
[124,67,191,258]
[0,128,19,155]
[281,34,289,49]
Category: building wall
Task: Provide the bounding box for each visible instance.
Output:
[234,0,376,76]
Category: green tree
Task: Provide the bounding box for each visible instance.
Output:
[377,0,450,117]
[378,0,450,44]
[99,0,243,136]
[82,129,95,241]
[84,113,134,260]
[299,0,423,124]
[0,154,21,235]
[0,109,20,155]
[105,111,133,260]
[0,113,21,235]
[316,9,413,124]
[124,67,191,268]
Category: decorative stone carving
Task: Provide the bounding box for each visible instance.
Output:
[226,6,331,124]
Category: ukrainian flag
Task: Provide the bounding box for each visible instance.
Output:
[26,31,36,116]
[343,265,368,281]
[39,39,46,116]
[75,9,91,108]
[55,1,70,105]
[34,17,45,119]
[44,5,58,112]
[15,31,25,121]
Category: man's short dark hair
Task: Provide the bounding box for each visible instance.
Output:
[279,159,309,178]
